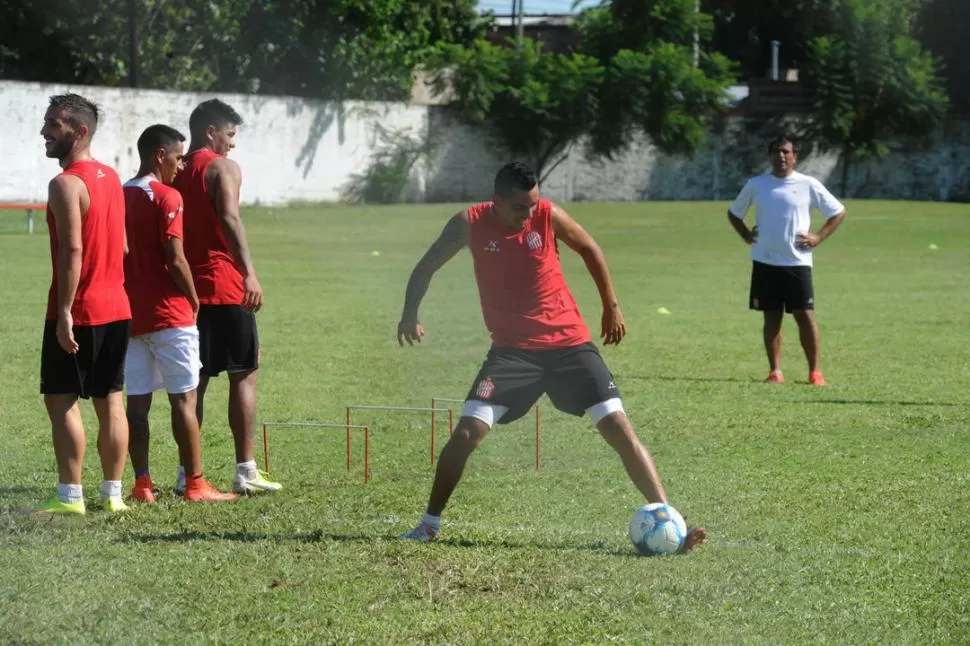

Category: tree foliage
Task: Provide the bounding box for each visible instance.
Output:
[576,0,736,157]
[426,39,604,181]
[801,0,948,194]
[425,0,736,181]
[0,0,486,100]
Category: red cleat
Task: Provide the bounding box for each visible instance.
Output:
[765,370,784,384]
[809,370,827,386]
[130,475,156,503]
[184,477,238,503]
[679,527,707,554]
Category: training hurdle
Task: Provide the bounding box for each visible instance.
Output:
[261,422,371,483]
[346,405,454,466]
[0,203,45,234]
[432,397,543,471]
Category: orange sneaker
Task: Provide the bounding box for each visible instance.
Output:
[130,475,156,503]
[765,370,784,384]
[809,370,827,386]
[184,477,238,503]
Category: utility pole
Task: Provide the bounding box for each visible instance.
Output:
[516,0,525,49]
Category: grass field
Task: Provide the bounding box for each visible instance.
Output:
[0,200,967,644]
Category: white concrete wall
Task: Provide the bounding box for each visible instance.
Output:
[3,80,427,205]
[3,80,969,205]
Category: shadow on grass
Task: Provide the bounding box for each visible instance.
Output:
[792,399,960,407]
[119,529,639,556]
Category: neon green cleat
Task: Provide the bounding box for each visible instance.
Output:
[232,469,282,494]
[34,493,85,515]
[102,496,130,513]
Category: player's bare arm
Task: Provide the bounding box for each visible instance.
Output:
[551,203,626,346]
[398,210,470,346]
[163,238,200,318]
[727,210,758,244]
[208,156,263,312]
[797,210,846,249]
[48,174,87,353]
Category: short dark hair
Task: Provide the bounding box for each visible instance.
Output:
[48,94,99,137]
[136,124,186,162]
[189,99,243,140]
[768,136,798,155]
[494,161,538,197]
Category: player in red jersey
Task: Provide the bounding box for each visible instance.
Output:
[123,124,237,504]
[36,94,131,514]
[171,99,280,495]
[396,162,706,552]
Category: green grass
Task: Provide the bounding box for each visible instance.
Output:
[1,200,968,644]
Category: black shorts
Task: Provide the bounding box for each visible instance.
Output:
[749,261,815,313]
[40,319,130,399]
[465,342,621,424]
[197,304,260,377]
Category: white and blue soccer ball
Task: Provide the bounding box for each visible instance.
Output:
[629,503,687,556]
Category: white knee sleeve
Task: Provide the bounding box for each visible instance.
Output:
[461,400,509,428]
[586,398,625,425]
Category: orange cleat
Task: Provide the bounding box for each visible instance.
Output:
[679,527,707,554]
[809,370,827,386]
[183,477,238,503]
[765,370,784,384]
[130,474,156,503]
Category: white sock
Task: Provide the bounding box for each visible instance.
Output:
[100,480,122,500]
[236,460,258,478]
[57,483,83,504]
[422,511,441,531]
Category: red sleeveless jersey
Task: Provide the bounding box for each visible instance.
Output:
[173,148,244,305]
[468,200,591,349]
[46,159,131,325]
[123,177,195,337]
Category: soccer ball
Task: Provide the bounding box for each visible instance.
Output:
[629,503,687,556]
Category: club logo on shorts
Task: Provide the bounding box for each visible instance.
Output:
[485,240,500,253]
[526,231,542,251]
[476,377,496,400]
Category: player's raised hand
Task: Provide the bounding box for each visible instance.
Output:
[601,305,626,346]
[397,320,425,346]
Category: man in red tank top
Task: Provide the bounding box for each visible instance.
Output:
[396,162,706,552]
[171,99,280,495]
[36,94,131,514]
[123,124,236,504]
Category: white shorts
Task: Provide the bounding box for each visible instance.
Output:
[125,325,202,396]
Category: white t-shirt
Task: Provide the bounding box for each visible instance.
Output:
[729,171,845,267]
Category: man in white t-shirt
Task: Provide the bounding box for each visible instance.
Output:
[727,137,846,385]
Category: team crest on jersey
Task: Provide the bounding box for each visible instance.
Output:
[476,377,496,400]
[96,169,106,179]
[526,231,542,251]
[485,240,500,253]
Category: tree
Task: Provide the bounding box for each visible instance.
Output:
[576,0,737,158]
[916,0,970,115]
[698,0,833,81]
[801,0,948,195]
[0,0,486,101]
[424,0,736,182]
[426,39,603,182]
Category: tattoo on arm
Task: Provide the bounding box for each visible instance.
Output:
[402,212,468,321]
